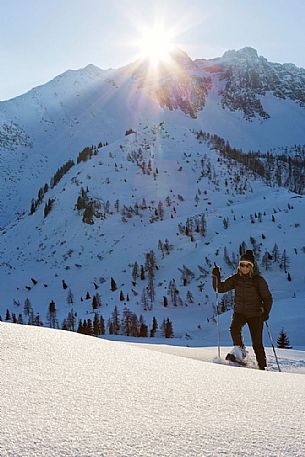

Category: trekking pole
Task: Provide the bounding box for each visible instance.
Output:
[265,321,281,372]
[214,263,221,359]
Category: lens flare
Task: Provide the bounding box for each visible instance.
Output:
[137,24,176,67]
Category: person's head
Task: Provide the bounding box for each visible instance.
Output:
[238,250,255,276]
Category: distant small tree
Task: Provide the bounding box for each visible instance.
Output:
[280,249,290,273]
[162,318,174,338]
[99,315,105,335]
[140,265,145,280]
[86,319,93,336]
[187,290,194,304]
[93,314,100,337]
[132,262,139,283]
[111,277,117,292]
[67,288,74,306]
[272,243,280,263]
[110,305,120,335]
[48,300,57,328]
[139,315,148,337]
[92,294,99,310]
[77,320,83,334]
[150,316,158,337]
[223,217,229,229]
[24,298,32,319]
[277,328,292,349]
[82,203,94,225]
[261,251,272,271]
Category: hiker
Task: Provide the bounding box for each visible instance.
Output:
[212,250,273,370]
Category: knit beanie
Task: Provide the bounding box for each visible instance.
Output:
[240,249,255,266]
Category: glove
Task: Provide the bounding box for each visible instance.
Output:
[212,266,220,279]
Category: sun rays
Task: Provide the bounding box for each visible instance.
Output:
[136,24,176,67]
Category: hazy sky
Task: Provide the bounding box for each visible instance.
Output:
[1,0,305,100]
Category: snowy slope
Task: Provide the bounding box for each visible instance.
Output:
[1,323,305,457]
[0,121,304,347]
[0,47,305,347]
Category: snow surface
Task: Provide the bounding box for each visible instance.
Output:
[1,322,305,457]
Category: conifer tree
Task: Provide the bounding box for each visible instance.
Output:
[141,288,148,311]
[111,277,117,292]
[132,262,139,283]
[162,318,174,338]
[150,316,158,337]
[48,300,57,328]
[110,306,120,335]
[93,314,100,337]
[82,203,94,225]
[139,315,148,337]
[187,290,194,304]
[261,251,272,271]
[280,249,290,273]
[92,294,100,310]
[277,328,292,349]
[67,289,74,306]
[77,320,83,334]
[24,298,32,320]
[140,265,145,280]
[87,319,93,336]
[272,243,280,263]
[99,315,105,335]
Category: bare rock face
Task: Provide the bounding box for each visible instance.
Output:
[215,47,305,120]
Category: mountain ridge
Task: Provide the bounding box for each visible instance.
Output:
[0,47,305,344]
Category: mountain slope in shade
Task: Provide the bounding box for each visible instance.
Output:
[0,121,304,347]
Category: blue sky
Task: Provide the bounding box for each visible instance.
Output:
[1,0,305,100]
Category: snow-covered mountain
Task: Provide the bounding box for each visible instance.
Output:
[1,47,305,225]
[0,48,305,347]
[1,323,305,457]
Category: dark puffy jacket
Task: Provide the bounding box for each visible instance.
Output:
[213,272,272,318]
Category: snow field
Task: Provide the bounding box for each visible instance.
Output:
[1,323,305,457]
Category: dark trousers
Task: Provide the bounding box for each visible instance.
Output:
[230,313,267,369]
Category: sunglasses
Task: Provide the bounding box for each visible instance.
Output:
[239,262,253,268]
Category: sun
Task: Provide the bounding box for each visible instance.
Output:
[137,24,176,66]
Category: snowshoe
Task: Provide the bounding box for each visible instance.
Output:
[225,352,247,366]
[225,346,248,366]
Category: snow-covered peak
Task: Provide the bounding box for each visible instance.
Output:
[222,46,260,61]
[169,47,199,71]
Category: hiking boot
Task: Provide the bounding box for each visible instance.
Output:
[231,346,247,362]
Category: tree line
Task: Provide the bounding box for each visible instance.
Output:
[196,130,305,194]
